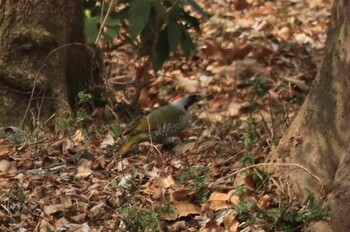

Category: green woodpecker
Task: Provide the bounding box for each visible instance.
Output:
[119,94,201,155]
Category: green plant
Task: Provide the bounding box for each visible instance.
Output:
[240,98,259,152]
[78,91,92,104]
[84,0,201,72]
[234,185,248,196]
[110,123,123,138]
[117,204,162,231]
[252,169,271,189]
[177,166,210,202]
[56,91,93,135]
[265,201,329,231]
[248,75,268,97]
[4,186,26,203]
[56,117,75,135]
[229,186,329,231]
[231,197,258,223]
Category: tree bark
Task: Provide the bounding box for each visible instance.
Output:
[0,0,103,127]
[271,0,350,231]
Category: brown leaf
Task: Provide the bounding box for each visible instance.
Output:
[0,159,17,174]
[173,201,200,217]
[75,160,93,179]
[43,204,64,216]
[227,190,241,205]
[252,46,274,60]
[208,192,230,211]
[223,215,239,232]
[233,0,251,11]
[257,194,271,209]
[73,129,84,142]
[170,189,196,202]
[138,88,151,108]
[60,194,73,208]
[91,107,105,124]
[233,174,255,191]
[175,76,200,93]
[0,145,10,157]
[158,175,175,188]
[276,26,292,42]
[144,184,163,200]
[70,212,87,223]
[199,220,224,232]
[100,132,114,148]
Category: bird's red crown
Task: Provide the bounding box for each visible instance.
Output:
[170,93,186,102]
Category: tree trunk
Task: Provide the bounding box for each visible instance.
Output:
[0,0,103,127]
[271,0,350,231]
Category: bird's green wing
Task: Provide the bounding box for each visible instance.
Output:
[132,106,186,133]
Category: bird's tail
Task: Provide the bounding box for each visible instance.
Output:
[119,133,151,156]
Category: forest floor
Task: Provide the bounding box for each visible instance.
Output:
[0,0,333,231]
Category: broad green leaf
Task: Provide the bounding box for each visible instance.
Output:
[152,30,169,71]
[106,17,120,27]
[167,22,182,52]
[104,26,119,41]
[128,0,151,39]
[140,23,154,55]
[180,28,195,56]
[116,6,130,19]
[185,0,209,19]
[151,0,166,20]
[84,17,99,43]
[90,6,101,17]
[180,9,200,31]
[83,0,96,9]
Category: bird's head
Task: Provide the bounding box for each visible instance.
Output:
[170,93,201,111]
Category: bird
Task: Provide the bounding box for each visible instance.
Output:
[118,93,201,155]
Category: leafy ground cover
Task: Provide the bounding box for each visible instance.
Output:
[0,0,332,231]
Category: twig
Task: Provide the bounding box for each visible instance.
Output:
[145,116,163,162]
[214,162,323,185]
[95,0,116,44]
[192,124,204,151]
[130,57,152,106]
[19,43,95,128]
[0,204,11,215]
[19,69,40,128]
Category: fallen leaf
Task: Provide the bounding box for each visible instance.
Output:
[0,159,17,174]
[170,189,197,202]
[207,192,230,211]
[70,212,87,223]
[75,160,93,179]
[91,107,105,124]
[257,194,271,209]
[144,184,163,200]
[233,0,250,10]
[175,76,200,92]
[0,145,10,157]
[199,220,224,232]
[168,221,187,231]
[223,214,239,232]
[100,132,115,148]
[276,26,292,41]
[233,174,255,191]
[73,129,84,142]
[172,201,200,218]
[60,194,73,208]
[62,138,74,154]
[44,204,64,216]
[158,175,175,188]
